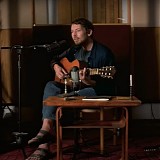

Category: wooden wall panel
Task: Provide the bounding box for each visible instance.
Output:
[92,0,106,23]
[56,0,88,24]
[93,25,131,96]
[71,0,88,20]
[92,0,121,23]
[134,27,160,102]
[0,29,32,104]
[57,0,72,24]
[0,30,12,103]
[50,0,122,24]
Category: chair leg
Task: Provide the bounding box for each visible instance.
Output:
[113,128,117,145]
[71,128,81,159]
[56,107,63,160]
[124,107,129,160]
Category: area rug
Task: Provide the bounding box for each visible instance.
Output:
[0,136,160,160]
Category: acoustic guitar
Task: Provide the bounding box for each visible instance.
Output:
[54,57,116,85]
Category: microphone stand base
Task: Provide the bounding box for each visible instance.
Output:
[11,132,28,159]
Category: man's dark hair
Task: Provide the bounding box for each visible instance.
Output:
[71,18,94,31]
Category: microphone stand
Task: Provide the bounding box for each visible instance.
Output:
[11,45,28,159]
[0,42,66,158]
[0,45,28,159]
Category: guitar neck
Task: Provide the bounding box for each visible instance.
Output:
[88,68,102,75]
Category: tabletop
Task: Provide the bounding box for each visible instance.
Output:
[43,96,141,108]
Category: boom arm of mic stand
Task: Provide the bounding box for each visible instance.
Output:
[0,46,12,50]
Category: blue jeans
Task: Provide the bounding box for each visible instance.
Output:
[42,81,97,120]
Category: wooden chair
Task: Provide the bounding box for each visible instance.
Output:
[80,107,119,146]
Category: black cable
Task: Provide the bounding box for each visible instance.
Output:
[150,103,160,120]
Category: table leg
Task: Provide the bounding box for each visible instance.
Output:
[121,107,128,160]
[56,107,63,160]
[124,107,128,160]
[100,107,104,154]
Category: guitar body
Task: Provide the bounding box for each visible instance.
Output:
[60,57,80,72]
[54,58,80,83]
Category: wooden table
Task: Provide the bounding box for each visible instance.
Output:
[43,96,141,160]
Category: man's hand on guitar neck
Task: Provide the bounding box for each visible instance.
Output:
[79,68,96,86]
[53,64,68,79]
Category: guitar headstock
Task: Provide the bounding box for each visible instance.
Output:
[89,66,116,79]
[100,66,116,78]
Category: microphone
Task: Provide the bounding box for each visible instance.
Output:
[70,66,80,91]
[45,40,67,52]
[29,40,68,52]
[71,66,79,83]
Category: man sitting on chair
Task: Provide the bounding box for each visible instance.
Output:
[26,17,116,160]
